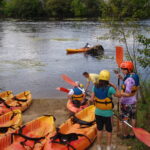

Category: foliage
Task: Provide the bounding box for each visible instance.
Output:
[137,35,150,69]
[4,0,45,19]
[44,0,73,18]
[102,0,150,20]
[0,0,150,19]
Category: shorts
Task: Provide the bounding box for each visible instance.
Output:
[95,115,112,132]
[120,104,136,120]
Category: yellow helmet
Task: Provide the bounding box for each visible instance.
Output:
[79,83,84,88]
[99,70,110,81]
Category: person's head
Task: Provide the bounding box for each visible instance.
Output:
[96,70,110,88]
[75,81,84,88]
[83,72,89,78]
[120,61,134,75]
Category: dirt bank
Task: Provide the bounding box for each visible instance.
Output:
[23,99,128,150]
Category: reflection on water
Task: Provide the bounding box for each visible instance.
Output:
[0,21,149,98]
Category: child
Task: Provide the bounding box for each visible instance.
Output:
[117,61,139,138]
[90,70,120,150]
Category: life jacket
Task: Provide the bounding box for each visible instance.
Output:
[72,87,84,101]
[94,86,113,110]
[122,73,139,93]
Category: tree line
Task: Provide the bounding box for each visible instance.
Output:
[0,0,149,20]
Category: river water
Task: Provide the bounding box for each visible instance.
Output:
[0,20,149,98]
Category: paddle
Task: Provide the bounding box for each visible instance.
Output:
[61,74,85,93]
[56,87,69,93]
[114,114,150,147]
[115,46,124,133]
[61,74,77,87]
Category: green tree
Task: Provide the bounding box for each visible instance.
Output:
[71,0,86,17]
[44,0,73,18]
[4,0,45,19]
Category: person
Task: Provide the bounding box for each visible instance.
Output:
[90,70,121,150]
[82,72,99,91]
[84,43,91,48]
[116,61,139,139]
[68,81,86,108]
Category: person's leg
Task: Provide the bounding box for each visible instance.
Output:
[95,115,104,150]
[105,116,113,150]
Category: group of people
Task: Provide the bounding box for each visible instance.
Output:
[68,61,139,150]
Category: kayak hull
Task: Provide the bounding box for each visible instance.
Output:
[0,115,56,150]
[44,105,96,150]
[67,100,88,113]
[0,109,22,136]
[0,91,32,115]
[66,48,90,53]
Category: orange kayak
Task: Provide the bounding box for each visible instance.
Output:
[66,47,90,53]
[43,105,96,150]
[0,91,32,115]
[0,115,56,150]
[67,99,88,113]
[0,109,22,136]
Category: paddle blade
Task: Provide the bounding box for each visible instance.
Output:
[116,46,124,67]
[61,74,77,86]
[133,127,150,147]
[56,87,69,93]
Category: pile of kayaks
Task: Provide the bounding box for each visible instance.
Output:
[0,104,96,150]
[0,91,32,115]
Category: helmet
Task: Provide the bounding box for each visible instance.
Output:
[120,61,134,72]
[79,83,84,88]
[99,70,110,81]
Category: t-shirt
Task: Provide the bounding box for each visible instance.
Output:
[121,77,137,104]
[87,73,99,84]
[92,86,116,117]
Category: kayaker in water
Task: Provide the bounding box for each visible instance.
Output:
[116,61,139,139]
[82,72,99,91]
[90,70,121,150]
[68,81,86,109]
[84,43,91,48]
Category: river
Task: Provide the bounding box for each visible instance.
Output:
[0,20,149,98]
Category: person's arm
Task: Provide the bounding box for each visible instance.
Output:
[85,81,90,91]
[89,92,95,103]
[114,70,123,80]
[109,82,121,98]
[67,89,74,100]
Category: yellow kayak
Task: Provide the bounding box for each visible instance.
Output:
[44,105,96,150]
[0,115,56,150]
[66,47,90,53]
[0,109,22,136]
[0,91,32,115]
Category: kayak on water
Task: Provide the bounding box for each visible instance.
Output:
[66,47,90,53]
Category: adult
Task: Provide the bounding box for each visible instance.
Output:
[90,70,120,150]
[82,72,99,91]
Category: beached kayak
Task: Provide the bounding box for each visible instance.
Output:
[0,109,22,136]
[43,105,96,150]
[0,91,32,115]
[0,91,14,102]
[0,115,56,150]
[67,99,88,113]
[66,47,90,53]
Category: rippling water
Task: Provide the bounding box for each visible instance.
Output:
[0,20,149,98]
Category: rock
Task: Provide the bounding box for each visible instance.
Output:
[86,44,104,56]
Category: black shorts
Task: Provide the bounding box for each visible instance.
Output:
[95,115,112,132]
